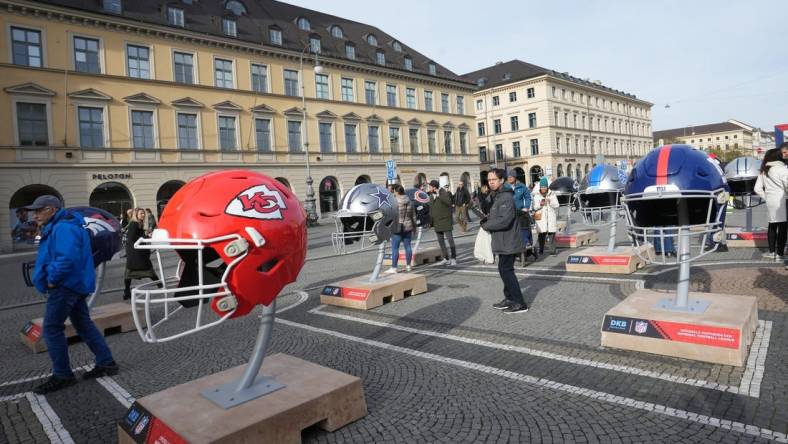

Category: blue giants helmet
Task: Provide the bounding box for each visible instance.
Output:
[622,144,730,264]
[577,164,627,225]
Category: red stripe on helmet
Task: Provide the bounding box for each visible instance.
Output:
[656,145,672,185]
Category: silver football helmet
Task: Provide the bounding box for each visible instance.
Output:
[577,164,627,225]
[332,183,397,254]
[724,156,762,208]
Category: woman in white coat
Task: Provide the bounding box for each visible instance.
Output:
[754,148,788,260]
[532,176,560,256]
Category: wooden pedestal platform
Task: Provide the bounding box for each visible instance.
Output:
[565,244,653,274]
[118,353,367,444]
[320,272,427,310]
[554,230,598,248]
[600,289,758,367]
[20,302,141,353]
[383,246,443,267]
[725,227,768,248]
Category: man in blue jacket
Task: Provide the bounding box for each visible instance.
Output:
[25,195,118,394]
[505,172,534,260]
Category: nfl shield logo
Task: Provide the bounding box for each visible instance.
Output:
[634,320,648,334]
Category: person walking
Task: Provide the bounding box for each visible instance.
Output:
[429,179,457,265]
[532,177,560,256]
[24,195,118,394]
[123,208,162,300]
[482,169,529,314]
[454,180,471,232]
[754,148,788,262]
[386,184,417,273]
[506,172,535,261]
[144,208,157,236]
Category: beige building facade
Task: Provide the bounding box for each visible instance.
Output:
[464,60,653,185]
[653,120,761,157]
[0,0,478,253]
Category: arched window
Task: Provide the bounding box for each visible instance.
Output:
[392,40,402,52]
[297,17,310,31]
[225,0,246,16]
[366,34,377,46]
[330,25,343,38]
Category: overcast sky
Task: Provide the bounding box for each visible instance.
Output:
[287,0,786,132]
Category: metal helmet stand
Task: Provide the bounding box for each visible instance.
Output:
[86,262,106,310]
[368,241,388,283]
[413,227,424,254]
[606,211,618,253]
[201,299,284,409]
[743,195,755,232]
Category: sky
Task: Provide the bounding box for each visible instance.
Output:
[286,0,787,132]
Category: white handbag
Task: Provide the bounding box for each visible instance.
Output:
[474,228,495,264]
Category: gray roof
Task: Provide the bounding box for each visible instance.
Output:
[32,0,470,84]
[653,122,745,140]
[462,59,644,101]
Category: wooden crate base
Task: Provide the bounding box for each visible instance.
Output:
[118,353,366,444]
[565,244,653,274]
[20,302,141,353]
[600,289,758,367]
[725,227,768,248]
[383,246,443,267]
[320,272,428,310]
[554,230,598,248]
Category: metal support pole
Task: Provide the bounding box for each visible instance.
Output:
[413,227,423,253]
[745,205,753,232]
[300,47,318,226]
[607,216,617,253]
[236,300,276,392]
[674,227,691,308]
[86,262,106,310]
[368,241,387,283]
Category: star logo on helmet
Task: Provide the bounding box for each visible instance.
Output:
[369,187,391,208]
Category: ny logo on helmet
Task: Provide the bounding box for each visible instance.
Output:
[226,184,287,220]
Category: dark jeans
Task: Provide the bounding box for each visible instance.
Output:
[537,232,556,255]
[43,286,114,377]
[497,254,525,305]
[767,221,787,256]
[436,230,456,259]
[391,231,413,267]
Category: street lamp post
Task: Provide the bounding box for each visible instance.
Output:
[299,44,322,226]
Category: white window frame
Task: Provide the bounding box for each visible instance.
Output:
[74,101,110,149]
[212,56,236,89]
[315,72,331,100]
[386,84,398,107]
[216,112,241,151]
[127,104,159,150]
[174,110,202,151]
[171,48,198,84]
[318,120,335,153]
[269,28,282,46]
[364,80,377,105]
[283,68,301,97]
[252,115,274,153]
[250,62,270,93]
[389,126,401,153]
[344,122,359,153]
[10,96,53,147]
[341,77,355,102]
[222,17,237,37]
[7,23,47,67]
[69,32,106,74]
[167,6,184,27]
[287,118,304,153]
[406,87,416,109]
[124,41,155,80]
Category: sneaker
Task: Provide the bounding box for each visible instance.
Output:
[449,259,457,266]
[33,375,77,394]
[437,259,449,265]
[82,362,119,379]
[715,244,729,253]
[503,304,529,314]
[492,299,511,310]
[763,252,776,259]
[384,267,398,274]
[405,265,412,272]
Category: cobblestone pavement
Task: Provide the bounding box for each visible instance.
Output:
[0,207,786,443]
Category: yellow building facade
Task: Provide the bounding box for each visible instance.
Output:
[0,0,477,253]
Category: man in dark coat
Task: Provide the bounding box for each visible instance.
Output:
[429,180,456,265]
[481,169,529,314]
[454,180,471,232]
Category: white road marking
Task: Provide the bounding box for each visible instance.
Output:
[276,317,787,443]
[277,291,309,313]
[0,366,91,388]
[447,266,646,285]
[26,392,75,444]
[0,392,27,402]
[95,377,135,409]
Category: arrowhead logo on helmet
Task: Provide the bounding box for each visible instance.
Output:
[225,185,287,220]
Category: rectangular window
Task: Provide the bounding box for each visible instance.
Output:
[131,110,154,149]
[255,118,271,152]
[561,89,566,99]
[310,37,321,54]
[214,58,233,88]
[269,28,282,45]
[345,44,355,60]
[74,36,101,73]
[376,51,385,65]
[527,87,535,98]
[287,121,302,152]
[168,7,184,26]
[456,96,464,114]
[459,131,467,154]
[11,27,42,67]
[477,122,485,136]
[386,84,397,107]
[345,124,357,153]
[510,116,519,131]
[443,130,452,154]
[424,91,433,111]
[404,57,413,71]
[389,127,400,153]
[406,88,416,109]
[315,74,329,99]
[103,0,121,13]
[530,138,539,156]
[564,112,569,127]
[476,99,483,111]
[222,18,237,37]
[218,116,237,151]
[319,122,333,153]
[251,64,268,93]
[341,78,354,102]
[479,146,488,163]
[177,113,198,150]
[368,126,380,153]
[173,51,194,84]
[428,129,437,154]
[492,96,500,106]
[509,91,517,102]
[512,141,521,158]
[78,106,103,148]
[409,128,419,153]
[16,102,48,146]
[556,137,561,153]
[127,44,151,79]
[493,119,501,134]
[284,69,299,96]
[365,80,376,105]
[441,93,450,113]
[528,112,537,128]
[495,144,503,161]
[551,86,556,97]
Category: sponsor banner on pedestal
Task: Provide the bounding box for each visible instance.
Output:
[726,231,767,241]
[554,234,575,242]
[567,255,630,266]
[321,286,370,301]
[120,401,187,444]
[21,321,41,341]
[602,315,740,349]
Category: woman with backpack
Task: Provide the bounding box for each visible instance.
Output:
[386,184,417,273]
[754,148,788,262]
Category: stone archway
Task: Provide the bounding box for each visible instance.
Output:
[319,176,340,214]
[566,163,573,179]
[155,180,185,218]
[9,184,63,248]
[557,164,564,177]
[355,175,371,185]
[529,165,543,184]
[90,182,134,219]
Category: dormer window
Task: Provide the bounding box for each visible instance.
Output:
[269,27,282,45]
[310,35,321,54]
[103,0,121,14]
[376,50,385,66]
[366,34,377,46]
[222,17,237,37]
[168,7,184,26]
[330,25,344,38]
[225,0,246,16]
[503,72,512,80]
[477,77,487,87]
[345,43,355,60]
[297,17,310,31]
[404,56,413,71]
[392,40,402,52]
[428,62,437,75]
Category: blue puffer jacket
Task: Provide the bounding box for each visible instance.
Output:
[33,208,96,295]
[506,181,532,212]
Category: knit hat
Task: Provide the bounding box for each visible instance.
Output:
[429,180,440,189]
[539,177,549,188]
[507,170,517,179]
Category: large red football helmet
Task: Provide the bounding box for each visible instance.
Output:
[131,170,306,342]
